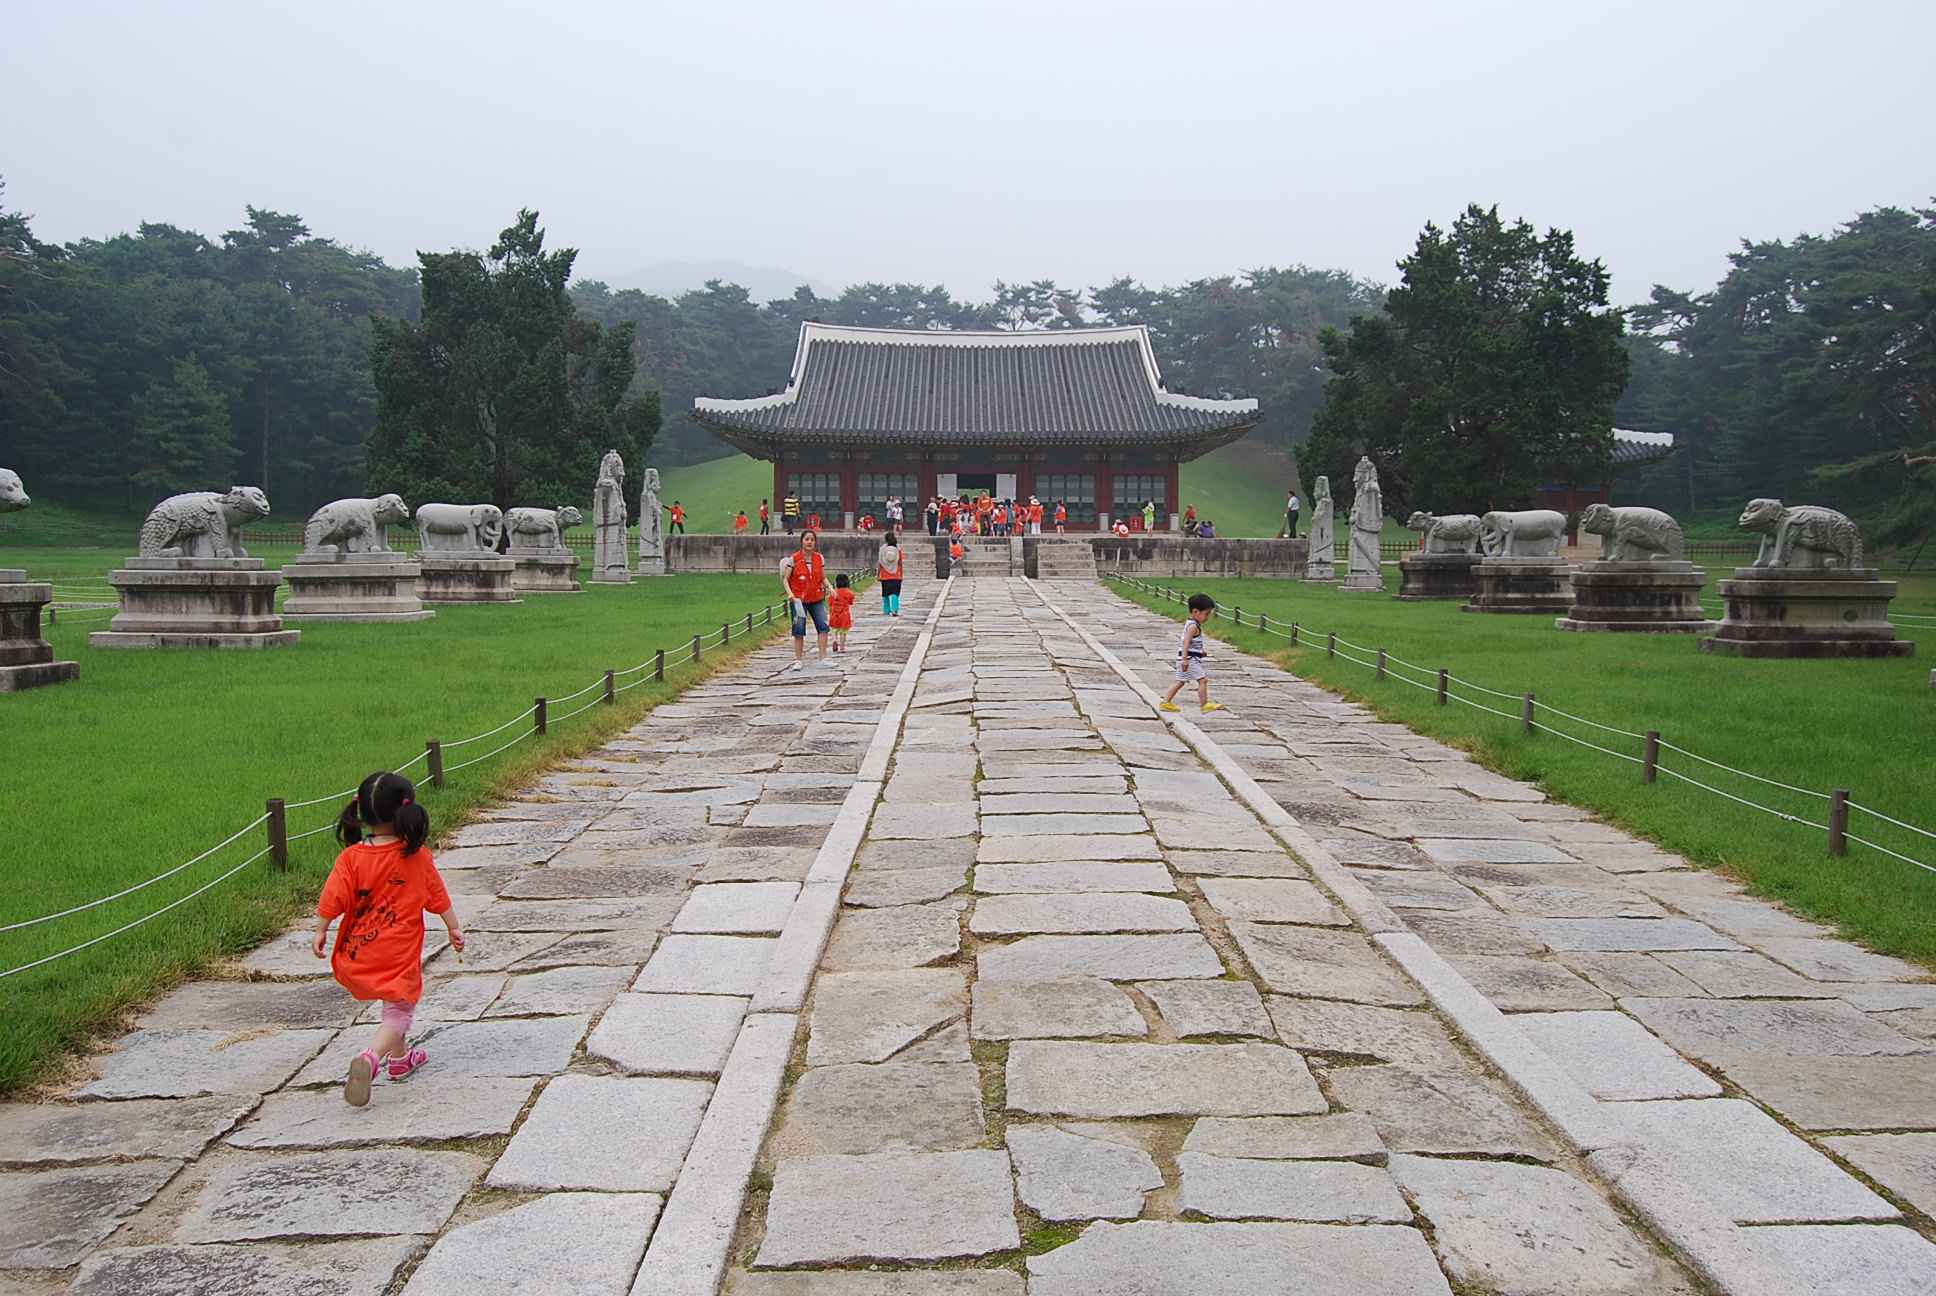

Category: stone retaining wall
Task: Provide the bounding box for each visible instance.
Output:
[667,535,1310,580]
[665,535,898,575]
[1076,536,1308,578]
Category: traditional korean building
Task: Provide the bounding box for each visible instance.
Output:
[1535,428,1677,519]
[691,323,1261,531]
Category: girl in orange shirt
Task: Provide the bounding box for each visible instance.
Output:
[313,770,465,1107]
[828,573,856,652]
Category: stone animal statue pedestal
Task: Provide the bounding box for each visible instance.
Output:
[1396,553,1480,601]
[281,552,434,623]
[90,558,299,649]
[1337,562,1386,593]
[0,570,79,691]
[1462,558,1575,615]
[1701,568,1914,658]
[510,552,583,593]
[591,564,635,586]
[417,554,521,604]
[1555,561,1712,633]
[1301,561,1335,584]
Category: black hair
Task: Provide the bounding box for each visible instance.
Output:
[1188,593,1217,613]
[884,530,897,546]
[336,770,430,856]
[836,572,851,588]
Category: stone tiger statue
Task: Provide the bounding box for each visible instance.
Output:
[138,486,272,558]
[505,505,583,553]
[0,468,28,513]
[1580,503,1685,562]
[1404,511,1483,554]
[1738,498,1863,570]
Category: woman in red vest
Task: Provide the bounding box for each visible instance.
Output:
[877,529,905,616]
[781,529,833,672]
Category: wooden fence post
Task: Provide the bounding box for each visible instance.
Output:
[1829,789,1848,856]
[1376,648,1387,681]
[690,634,702,663]
[1436,669,1448,706]
[603,670,615,704]
[1643,731,1659,784]
[722,620,731,646]
[1326,632,1335,658]
[266,798,287,869]
[534,697,547,735]
[655,649,665,682]
[426,740,444,788]
[1521,693,1536,735]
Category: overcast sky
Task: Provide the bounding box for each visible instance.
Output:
[9,0,1933,307]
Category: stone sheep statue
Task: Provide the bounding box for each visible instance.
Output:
[1581,503,1685,562]
[303,494,410,556]
[0,468,27,513]
[415,502,504,553]
[1404,511,1483,555]
[1738,498,1863,570]
[139,486,272,559]
[1480,509,1568,559]
[505,506,583,553]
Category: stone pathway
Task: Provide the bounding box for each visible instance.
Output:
[4,574,1935,1296]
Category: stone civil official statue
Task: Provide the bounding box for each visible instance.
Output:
[593,449,630,582]
[1342,456,1384,589]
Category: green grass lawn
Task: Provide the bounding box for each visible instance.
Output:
[1109,569,1936,969]
[0,558,786,1092]
[1178,439,1305,538]
[657,455,775,534]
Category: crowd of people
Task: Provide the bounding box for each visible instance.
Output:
[702,489,1279,540]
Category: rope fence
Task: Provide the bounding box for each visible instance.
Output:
[0,599,788,979]
[1105,572,1936,879]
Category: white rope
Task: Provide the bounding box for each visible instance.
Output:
[0,814,268,933]
[443,724,537,773]
[284,786,359,811]
[1846,800,1936,843]
[288,823,337,842]
[548,694,607,724]
[440,705,538,749]
[0,848,270,979]
[550,675,607,704]
[1654,740,1831,799]
[1842,832,1936,875]
[1654,763,1830,830]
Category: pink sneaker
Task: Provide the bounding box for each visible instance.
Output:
[345,1049,378,1107]
[386,1048,429,1081]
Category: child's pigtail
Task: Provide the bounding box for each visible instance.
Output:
[335,796,364,847]
[394,792,430,857]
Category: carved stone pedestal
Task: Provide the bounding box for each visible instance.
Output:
[510,552,583,593]
[0,570,79,690]
[281,552,434,623]
[417,554,520,604]
[637,554,666,578]
[591,566,635,586]
[1301,561,1335,584]
[1396,553,1480,601]
[1462,559,1575,615]
[90,558,299,649]
[1701,568,1914,658]
[1555,561,1711,633]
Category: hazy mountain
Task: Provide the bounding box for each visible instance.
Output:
[587,260,839,304]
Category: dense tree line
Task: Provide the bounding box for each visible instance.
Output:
[571,268,1384,465]
[1617,205,1935,541]
[0,187,418,518]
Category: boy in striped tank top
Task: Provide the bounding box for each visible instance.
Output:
[1159,593,1223,713]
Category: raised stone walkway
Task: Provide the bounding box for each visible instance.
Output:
[4,575,1934,1295]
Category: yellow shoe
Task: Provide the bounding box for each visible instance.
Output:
[1159,702,1182,712]
[1201,701,1224,713]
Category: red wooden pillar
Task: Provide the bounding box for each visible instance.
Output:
[841,453,858,530]
[1167,456,1180,531]
[1097,453,1114,526]
[772,451,788,513]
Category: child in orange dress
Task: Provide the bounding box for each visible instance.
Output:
[313,770,465,1107]
[733,511,748,534]
[828,573,856,652]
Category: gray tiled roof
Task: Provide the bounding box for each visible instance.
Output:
[1612,428,1674,469]
[693,325,1260,458]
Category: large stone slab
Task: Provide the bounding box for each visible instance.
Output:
[1416,839,1576,864]
[977,933,1224,982]
[869,803,979,839]
[0,1161,181,1267]
[1228,924,1423,1006]
[1183,1113,1386,1164]
[1651,949,1839,998]
[484,964,631,1016]
[1396,911,1550,955]
[1139,979,1273,1038]
[501,862,695,899]
[1740,1224,1936,1296]
[1007,1123,1164,1221]
[1176,1153,1409,1223]
[1442,954,1614,1011]
[736,1277,1022,1296]
[774,1062,984,1155]
[1591,1098,1896,1225]
[82,1028,333,1098]
[401,1192,661,1296]
[1148,814,1280,853]
[229,1076,540,1147]
[968,892,1195,935]
[1511,1011,1721,1101]
[1759,936,1927,983]
[1519,917,1742,952]
[757,1151,1019,1265]
[177,1148,481,1241]
[821,901,963,969]
[1556,951,1706,999]
[1025,1220,1452,1296]
[1622,997,1927,1064]
[1392,1154,1674,1295]
[294,1015,589,1084]
[1822,1133,1936,1218]
[1721,1053,1936,1129]
[586,992,749,1076]
[845,866,969,907]
[1007,1042,1325,1117]
[67,1237,424,1296]
[672,881,799,934]
[632,934,776,994]
[807,969,969,1064]
[1197,877,1346,926]
[469,896,679,932]
[1325,1064,1557,1161]
[977,834,1162,863]
[973,861,1175,894]
[1265,998,1467,1068]
[138,978,363,1029]
[970,977,1148,1040]
[981,813,1148,837]
[1167,849,1310,878]
[981,793,1141,814]
[487,1074,711,1191]
[0,1095,249,1164]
